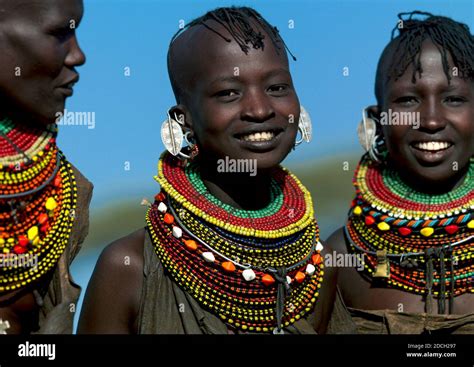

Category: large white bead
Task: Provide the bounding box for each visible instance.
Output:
[202,252,215,263]
[172,226,182,238]
[158,202,167,213]
[306,264,316,276]
[316,241,324,252]
[242,269,256,281]
[286,276,292,285]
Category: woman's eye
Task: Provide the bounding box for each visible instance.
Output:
[217,90,237,97]
[445,96,466,106]
[214,90,239,101]
[51,27,73,40]
[268,85,288,95]
[394,96,418,106]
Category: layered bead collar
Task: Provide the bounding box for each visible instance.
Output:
[146,152,324,333]
[0,119,77,294]
[346,154,474,313]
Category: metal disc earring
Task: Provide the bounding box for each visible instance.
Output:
[357,107,384,163]
[161,111,184,157]
[357,108,377,151]
[295,105,312,146]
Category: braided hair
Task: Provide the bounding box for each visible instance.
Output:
[167,6,295,103]
[375,11,474,105]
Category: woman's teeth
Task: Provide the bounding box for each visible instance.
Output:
[241,131,275,142]
[413,141,451,151]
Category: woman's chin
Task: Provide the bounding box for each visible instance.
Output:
[399,166,469,193]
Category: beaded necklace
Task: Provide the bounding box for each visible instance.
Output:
[346,154,474,312]
[0,118,77,294]
[146,152,324,333]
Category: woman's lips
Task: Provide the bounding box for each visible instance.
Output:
[235,129,283,152]
[409,141,454,164]
[239,130,276,142]
[57,80,77,97]
[57,86,74,97]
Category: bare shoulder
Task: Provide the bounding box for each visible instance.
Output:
[98,228,145,273]
[77,228,145,334]
[325,227,347,254]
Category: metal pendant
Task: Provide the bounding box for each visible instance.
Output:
[273,327,285,335]
[373,249,390,279]
[357,109,377,152]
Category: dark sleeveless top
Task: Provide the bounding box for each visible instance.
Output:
[328,288,474,334]
[34,166,93,334]
[137,230,319,334]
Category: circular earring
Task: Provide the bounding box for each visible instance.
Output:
[295,105,312,146]
[357,107,385,163]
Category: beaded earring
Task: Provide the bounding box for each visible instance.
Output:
[294,105,312,146]
[184,131,199,160]
[357,107,385,163]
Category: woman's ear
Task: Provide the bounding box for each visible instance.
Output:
[367,105,380,120]
[169,104,193,133]
[367,105,384,136]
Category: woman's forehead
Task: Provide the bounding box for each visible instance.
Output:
[0,0,83,21]
[169,22,288,93]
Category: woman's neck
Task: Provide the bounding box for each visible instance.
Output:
[1,110,50,134]
[0,117,55,163]
[198,158,273,211]
[388,160,471,196]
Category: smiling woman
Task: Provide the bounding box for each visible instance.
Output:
[0,0,92,334]
[78,6,336,335]
[327,11,474,334]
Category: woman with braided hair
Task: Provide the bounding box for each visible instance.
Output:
[327,11,474,334]
[78,6,337,334]
[0,0,92,334]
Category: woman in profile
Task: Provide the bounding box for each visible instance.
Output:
[0,0,92,334]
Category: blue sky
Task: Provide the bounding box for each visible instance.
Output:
[58,0,473,208]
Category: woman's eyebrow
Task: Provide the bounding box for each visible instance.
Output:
[264,68,291,78]
[210,76,240,85]
[443,81,471,92]
[208,68,291,87]
[387,83,418,94]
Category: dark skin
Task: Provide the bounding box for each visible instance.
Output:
[327,41,474,314]
[0,0,85,127]
[78,22,336,334]
[0,0,85,333]
[170,21,300,209]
